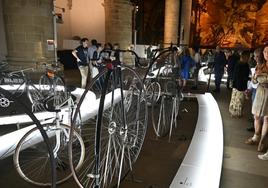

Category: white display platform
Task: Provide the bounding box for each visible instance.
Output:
[146,66,165,79]
[198,66,227,83]
[170,93,223,188]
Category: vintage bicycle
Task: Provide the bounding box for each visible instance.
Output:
[13,88,85,186]
[143,45,183,140]
[69,49,148,188]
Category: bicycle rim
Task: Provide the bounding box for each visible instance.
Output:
[152,80,177,137]
[39,75,51,97]
[14,124,85,186]
[52,76,67,107]
[145,81,161,106]
[69,65,148,188]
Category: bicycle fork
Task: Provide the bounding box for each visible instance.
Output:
[93,70,112,188]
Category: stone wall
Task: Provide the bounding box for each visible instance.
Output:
[0,0,7,62]
[3,0,54,68]
[104,0,133,65]
[104,0,133,50]
[180,0,192,46]
[164,0,180,46]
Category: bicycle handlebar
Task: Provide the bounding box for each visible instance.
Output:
[92,49,140,61]
[8,68,34,76]
[91,48,146,68]
[151,46,178,53]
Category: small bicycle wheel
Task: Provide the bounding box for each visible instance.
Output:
[166,80,179,124]
[145,81,161,106]
[52,76,67,107]
[27,83,45,112]
[152,95,173,137]
[39,75,51,97]
[152,81,177,137]
[69,65,148,188]
[14,123,85,186]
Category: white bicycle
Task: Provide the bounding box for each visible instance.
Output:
[13,92,85,186]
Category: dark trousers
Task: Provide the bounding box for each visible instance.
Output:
[226,75,233,89]
[193,65,200,88]
[214,71,224,91]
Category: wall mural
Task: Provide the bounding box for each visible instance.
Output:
[195,0,268,48]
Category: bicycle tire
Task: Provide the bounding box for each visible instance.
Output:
[145,81,161,106]
[27,83,45,112]
[39,74,52,98]
[14,123,85,186]
[69,65,148,188]
[152,80,179,138]
[52,76,67,107]
[152,95,172,137]
[8,73,26,98]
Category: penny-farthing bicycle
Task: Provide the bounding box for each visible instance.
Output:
[143,45,182,139]
[69,49,148,188]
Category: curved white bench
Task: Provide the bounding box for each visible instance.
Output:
[170,93,223,188]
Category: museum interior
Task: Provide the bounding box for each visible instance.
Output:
[1,0,268,188]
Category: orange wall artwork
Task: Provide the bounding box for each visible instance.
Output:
[195,0,268,48]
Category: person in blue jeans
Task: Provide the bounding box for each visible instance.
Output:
[180,48,195,90]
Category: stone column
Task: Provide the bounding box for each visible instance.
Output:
[164,0,180,47]
[104,0,133,65]
[0,0,7,62]
[179,0,192,46]
[3,0,54,68]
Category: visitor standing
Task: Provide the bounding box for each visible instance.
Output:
[244,45,268,155]
[72,38,90,88]
[213,46,227,93]
[229,51,250,117]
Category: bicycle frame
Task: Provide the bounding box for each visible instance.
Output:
[94,60,128,187]
[44,93,76,158]
[0,68,34,96]
[69,48,148,188]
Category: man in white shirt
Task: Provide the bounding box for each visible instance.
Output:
[192,48,201,89]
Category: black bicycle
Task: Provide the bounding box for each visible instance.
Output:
[69,49,148,188]
[143,45,183,140]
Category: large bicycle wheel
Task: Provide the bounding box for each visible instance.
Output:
[69,65,148,188]
[14,123,85,186]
